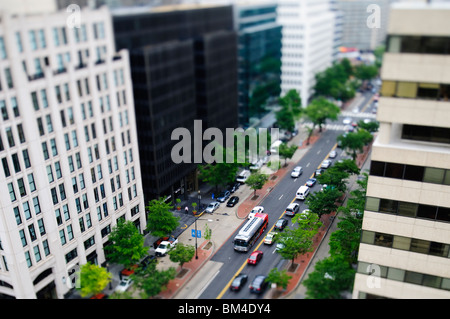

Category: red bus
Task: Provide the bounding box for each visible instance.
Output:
[233,213,268,252]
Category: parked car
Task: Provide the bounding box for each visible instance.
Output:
[284,203,300,217]
[249,159,263,171]
[205,201,220,214]
[226,196,239,207]
[298,209,311,220]
[216,190,231,203]
[343,117,352,125]
[236,170,250,183]
[139,255,156,270]
[290,166,303,178]
[329,150,337,158]
[321,160,332,169]
[230,273,248,291]
[274,218,288,231]
[247,250,264,265]
[153,235,176,249]
[228,182,240,193]
[248,206,264,219]
[264,231,278,245]
[155,237,178,257]
[115,277,133,293]
[249,275,268,294]
[306,178,317,187]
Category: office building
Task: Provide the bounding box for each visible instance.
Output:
[277,0,335,107]
[0,6,145,299]
[353,1,450,299]
[233,1,282,127]
[112,4,239,202]
[334,0,391,51]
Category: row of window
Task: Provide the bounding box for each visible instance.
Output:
[2,149,31,178]
[357,261,450,292]
[365,196,450,223]
[381,81,450,101]
[0,97,20,120]
[388,35,450,55]
[361,230,450,259]
[402,124,450,145]
[370,160,450,186]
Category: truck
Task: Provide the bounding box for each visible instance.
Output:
[155,237,178,257]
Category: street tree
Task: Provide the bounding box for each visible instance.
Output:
[146,197,180,238]
[168,243,195,271]
[77,262,112,298]
[278,212,322,266]
[304,98,340,142]
[316,159,359,193]
[105,220,148,271]
[304,187,342,219]
[354,64,378,87]
[303,255,355,299]
[275,89,302,132]
[278,142,298,166]
[266,268,292,290]
[357,119,379,133]
[337,129,373,161]
[245,171,268,196]
[131,262,176,299]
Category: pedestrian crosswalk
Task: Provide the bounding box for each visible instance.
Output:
[340,111,377,119]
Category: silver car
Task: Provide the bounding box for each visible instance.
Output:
[291,166,303,178]
[205,201,220,213]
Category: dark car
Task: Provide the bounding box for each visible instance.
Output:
[216,190,231,203]
[139,255,156,270]
[306,178,317,187]
[226,196,239,207]
[274,218,288,231]
[249,275,268,294]
[228,182,240,193]
[230,273,248,291]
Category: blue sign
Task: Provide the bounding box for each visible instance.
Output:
[191,229,201,238]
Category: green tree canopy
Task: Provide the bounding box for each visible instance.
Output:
[275,89,302,132]
[278,142,298,166]
[304,187,342,219]
[105,220,148,270]
[303,255,356,299]
[168,243,195,270]
[304,98,340,143]
[78,262,112,298]
[245,171,269,196]
[146,198,180,238]
[131,261,176,299]
[337,129,373,161]
[266,268,292,290]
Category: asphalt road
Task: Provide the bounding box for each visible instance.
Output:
[197,90,378,299]
[198,128,342,299]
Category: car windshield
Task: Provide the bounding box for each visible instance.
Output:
[158,244,167,249]
[249,255,257,260]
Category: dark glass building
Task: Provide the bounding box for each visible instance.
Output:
[235,2,282,127]
[112,5,239,203]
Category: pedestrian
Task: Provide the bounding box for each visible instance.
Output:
[184,206,189,214]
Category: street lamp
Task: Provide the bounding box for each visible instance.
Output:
[197,190,201,210]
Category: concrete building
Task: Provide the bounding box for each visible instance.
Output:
[353,1,450,299]
[334,0,391,51]
[277,0,335,107]
[0,6,145,299]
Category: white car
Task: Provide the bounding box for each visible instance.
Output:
[343,117,352,125]
[249,160,263,171]
[298,209,311,220]
[321,159,332,169]
[290,166,303,178]
[205,201,220,214]
[329,150,337,158]
[115,277,133,292]
[248,206,264,219]
[155,238,178,256]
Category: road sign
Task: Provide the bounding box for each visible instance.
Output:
[191,229,201,238]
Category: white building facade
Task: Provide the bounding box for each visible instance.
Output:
[353,2,450,299]
[277,0,335,107]
[0,6,145,299]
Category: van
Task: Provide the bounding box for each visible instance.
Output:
[296,185,310,200]
[236,170,250,183]
[270,140,283,154]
